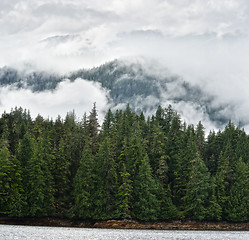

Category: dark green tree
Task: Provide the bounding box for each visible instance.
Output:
[206,177,222,221]
[133,154,160,221]
[116,162,133,219]
[51,138,70,216]
[93,137,118,219]
[26,136,54,216]
[184,153,211,220]
[73,140,95,219]
[227,158,249,221]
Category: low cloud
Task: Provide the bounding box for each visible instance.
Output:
[0,0,249,131]
[0,78,110,121]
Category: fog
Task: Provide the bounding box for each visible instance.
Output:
[0,79,110,121]
[0,0,249,130]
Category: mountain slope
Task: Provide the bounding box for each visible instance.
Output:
[68,60,228,127]
[0,59,230,128]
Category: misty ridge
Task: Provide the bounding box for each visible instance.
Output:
[0,59,239,131]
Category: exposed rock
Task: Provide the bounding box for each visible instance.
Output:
[0,217,249,231]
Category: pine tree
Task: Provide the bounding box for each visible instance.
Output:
[93,137,118,219]
[0,147,24,216]
[196,121,205,158]
[184,153,211,220]
[101,109,114,138]
[51,139,70,216]
[116,162,133,219]
[8,155,25,217]
[207,177,222,220]
[87,103,100,153]
[173,125,197,211]
[26,136,54,216]
[227,158,249,221]
[148,122,169,178]
[157,184,178,220]
[0,147,14,214]
[73,140,95,219]
[133,154,160,221]
[215,142,233,219]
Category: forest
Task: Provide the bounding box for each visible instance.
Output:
[0,104,249,222]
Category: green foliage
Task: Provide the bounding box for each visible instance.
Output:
[93,137,118,219]
[133,154,160,221]
[206,177,222,221]
[226,158,249,221]
[51,139,70,215]
[73,140,95,219]
[26,136,55,217]
[116,163,133,219]
[0,105,249,222]
[184,153,211,220]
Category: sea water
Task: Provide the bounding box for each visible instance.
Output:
[0,224,249,240]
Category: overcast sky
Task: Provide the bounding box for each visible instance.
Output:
[0,0,249,129]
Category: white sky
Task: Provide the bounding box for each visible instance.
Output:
[0,0,249,130]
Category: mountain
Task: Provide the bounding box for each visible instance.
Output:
[0,59,231,128]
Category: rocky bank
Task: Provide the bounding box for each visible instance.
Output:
[1,218,249,231]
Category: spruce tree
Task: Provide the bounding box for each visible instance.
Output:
[73,140,95,219]
[116,162,133,219]
[26,136,54,216]
[93,137,118,219]
[0,147,16,214]
[51,139,70,216]
[207,177,222,220]
[227,158,249,221]
[87,103,100,153]
[184,153,211,220]
[173,125,197,212]
[133,154,160,221]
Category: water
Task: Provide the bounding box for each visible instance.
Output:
[0,224,249,240]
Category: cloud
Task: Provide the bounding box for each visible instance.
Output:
[1,0,249,72]
[0,0,249,130]
[0,78,110,121]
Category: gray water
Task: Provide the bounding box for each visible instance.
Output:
[0,224,249,240]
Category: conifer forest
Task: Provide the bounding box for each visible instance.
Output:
[1,104,249,222]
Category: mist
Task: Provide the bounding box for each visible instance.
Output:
[0,79,110,121]
[0,0,249,130]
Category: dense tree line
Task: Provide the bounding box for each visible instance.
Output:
[0,104,249,222]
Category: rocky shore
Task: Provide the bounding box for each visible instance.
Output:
[1,217,249,231]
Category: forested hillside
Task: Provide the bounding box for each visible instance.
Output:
[0,60,229,127]
[1,104,249,222]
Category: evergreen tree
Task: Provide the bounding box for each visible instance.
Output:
[184,153,211,220]
[26,136,54,216]
[93,137,118,219]
[0,147,14,214]
[157,184,178,220]
[101,109,114,138]
[215,142,233,219]
[1,104,249,222]
[0,147,24,216]
[206,177,222,221]
[116,162,133,219]
[8,155,25,217]
[204,131,218,175]
[173,125,197,211]
[227,158,249,221]
[73,140,95,219]
[51,139,70,216]
[87,103,100,153]
[196,121,205,158]
[133,154,160,221]
[148,122,168,178]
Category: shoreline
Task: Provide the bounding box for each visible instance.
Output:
[0,217,249,231]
